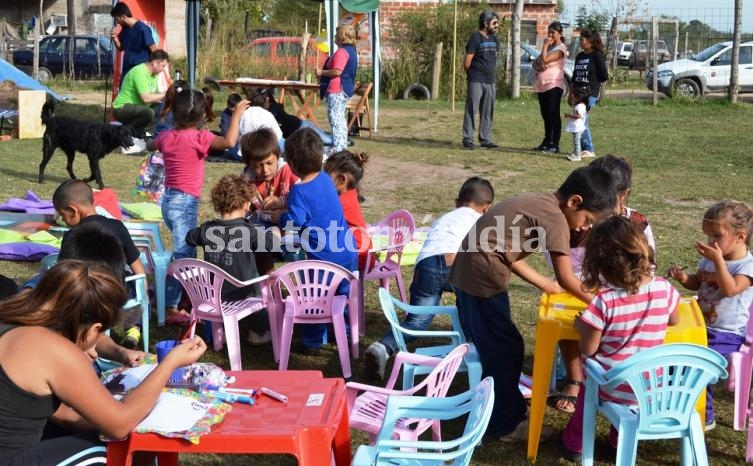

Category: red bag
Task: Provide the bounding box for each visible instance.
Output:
[93,188,122,220]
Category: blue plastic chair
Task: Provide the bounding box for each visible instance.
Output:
[582,343,728,466]
[351,376,495,466]
[41,254,150,352]
[378,288,482,390]
[123,221,171,326]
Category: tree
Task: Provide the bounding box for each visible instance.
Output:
[510,0,524,98]
[575,6,609,32]
[730,0,742,103]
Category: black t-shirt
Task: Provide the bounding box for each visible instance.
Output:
[465,30,498,84]
[267,100,301,138]
[572,50,609,98]
[186,218,277,301]
[65,215,141,266]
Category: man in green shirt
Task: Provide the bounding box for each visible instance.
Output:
[113,49,169,140]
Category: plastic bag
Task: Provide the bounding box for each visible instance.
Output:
[134,151,165,204]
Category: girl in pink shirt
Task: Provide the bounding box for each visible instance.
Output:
[559,216,680,460]
[147,89,248,323]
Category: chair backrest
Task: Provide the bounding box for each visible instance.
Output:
[168,258,268,318]
[378,287,464,353]
[370,209,415,267]
[345,81,373,113]
[269,259,358,319]
[596,343,728,436]
[123,221,167,253]
[371,376,495,466]
[41,253,59,270]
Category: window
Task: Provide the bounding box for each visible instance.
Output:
[75,38,96,55]
[279,42,301,57]
[740,46,752,65]
[46,37,67,54]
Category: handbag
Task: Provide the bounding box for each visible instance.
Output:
[133,151,165,204]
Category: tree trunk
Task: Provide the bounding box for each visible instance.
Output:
[67,0,76,79]
[33,0,41,81]
[730,0,742,103]
[510,0,525,98]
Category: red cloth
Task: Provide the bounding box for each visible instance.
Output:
[93,188,122,220]
[252,163,299,200]
[156,128,215,198]
[339,189,372,271]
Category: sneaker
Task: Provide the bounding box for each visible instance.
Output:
[364,342,389,380]
[580,150,596,158]
[543,145,560,154]
[462,141,476,150]
[566,153,582,162]
[123,326,141,349]
[247,330,272,346]
[498,419,555,443]
[480,142,500,149]
[705,418,716,432]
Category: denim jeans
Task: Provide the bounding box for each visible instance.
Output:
[299,119,334,146]
[580,96,598,152]
[571,131,583,156]
[162,188,199,308]
[378,255,455,355]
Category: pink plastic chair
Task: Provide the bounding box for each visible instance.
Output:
[269,260,360,378]
[725,302,753,455]
[359,209,415,336]
[167,258,271,371]
[346,343,470,444]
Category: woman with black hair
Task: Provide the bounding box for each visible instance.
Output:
[571,29,609,158]
[534,21,568,154]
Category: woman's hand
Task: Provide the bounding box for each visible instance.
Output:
[163,336,206,368]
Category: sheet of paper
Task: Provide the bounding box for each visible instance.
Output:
[136,392,208,432]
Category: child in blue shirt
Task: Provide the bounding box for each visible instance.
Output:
[278,127,357,351]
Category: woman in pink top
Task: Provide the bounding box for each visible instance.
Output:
[147,89,249,323]
[534,21,568,154]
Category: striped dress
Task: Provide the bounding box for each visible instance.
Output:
[580,277,681,404]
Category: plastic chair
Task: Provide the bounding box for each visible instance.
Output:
[725,302,753,432]
[582,343,728,466]
[167,258,270,371]
[351,376,495,466]
[269,260,360,378]
[124,221,171,326]
[41,253,150,352]
[378,287,482,390]
[345,81,373,138]
[346,343,470,444]
[360,209,415,336]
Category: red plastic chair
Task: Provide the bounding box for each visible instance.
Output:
[359,209,416,336]
[167,258,271,371]
[346,343,470,444]
[269,260,360,378]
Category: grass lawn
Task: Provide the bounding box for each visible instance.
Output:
[0,86,752,465]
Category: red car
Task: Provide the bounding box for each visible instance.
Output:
[245,37,328,75]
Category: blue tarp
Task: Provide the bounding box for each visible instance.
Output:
[0,57,61,100]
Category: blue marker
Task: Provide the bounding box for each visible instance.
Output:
[209,391,255,406]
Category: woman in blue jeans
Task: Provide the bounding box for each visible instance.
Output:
[364,177,494,379]
[571,29,608,157]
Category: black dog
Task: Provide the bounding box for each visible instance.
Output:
[39,101,134,189]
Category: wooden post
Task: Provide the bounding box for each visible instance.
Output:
[431,42,442,101]
[651,17,658,106]
[299,32,311,82]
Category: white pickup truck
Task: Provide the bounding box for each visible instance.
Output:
[646,40,753,98]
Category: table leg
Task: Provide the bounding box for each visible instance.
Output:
[106,442,130,466]
[527,320,561,463]
[294,90,320,126]
[332,394,352,466]
[296,428,333,466]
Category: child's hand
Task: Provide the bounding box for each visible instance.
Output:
[119,348,147,367]
[164,336,206,368]
[695,240,724,262]
[543,278,563,295]
[269,209,284,225]
[233,100,250,116]
[262,195,283,211]
[666,265,688,283]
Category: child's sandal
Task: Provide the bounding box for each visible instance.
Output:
[548,379,583,414]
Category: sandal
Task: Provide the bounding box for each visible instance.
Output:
[548,379,583,414]
[165,309,191,325]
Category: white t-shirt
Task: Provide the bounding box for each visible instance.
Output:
[565,102,587,133]
[698,251,753,336]
[238,106,284,157]
[415,206,481,265]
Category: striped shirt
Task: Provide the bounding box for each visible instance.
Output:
[580,277,681,404]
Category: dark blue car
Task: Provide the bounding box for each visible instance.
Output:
[12,35,113,82]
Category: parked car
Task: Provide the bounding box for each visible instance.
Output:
[616,41,633,66]
[499,42,574,96]
[628,39,672,69]
[12,35,113,82]
[647,40,753,98]
[245,36,328,74]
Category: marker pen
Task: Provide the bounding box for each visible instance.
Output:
[260,387,288,403]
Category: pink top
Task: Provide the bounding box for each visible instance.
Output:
[325,48,349,95]
[580,277,680,404]
[534,43,567,93]
[156,128,215,198]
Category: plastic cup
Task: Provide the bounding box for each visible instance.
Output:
[155,340,186,383]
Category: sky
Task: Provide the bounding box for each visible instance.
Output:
[566,1,752,33]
